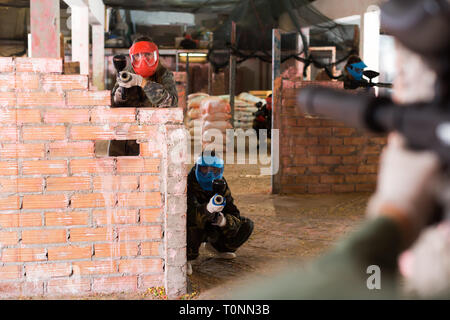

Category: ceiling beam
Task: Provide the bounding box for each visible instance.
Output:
[62,0,88,8]
[87,0,105,26]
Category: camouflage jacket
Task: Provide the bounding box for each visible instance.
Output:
[112,63,178,108]
[187,167,242,237]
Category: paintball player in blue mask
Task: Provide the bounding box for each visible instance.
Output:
[340,55,370,90]
[186,151,254,275]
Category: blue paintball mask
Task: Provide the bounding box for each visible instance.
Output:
[346,61,367,80]
[195,155,224,191]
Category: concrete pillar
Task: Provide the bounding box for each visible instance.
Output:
[71,5,90,75]
[363,6,381,72]
[30,0,60,58]
[89,0,106,89]
[92,25,105,90]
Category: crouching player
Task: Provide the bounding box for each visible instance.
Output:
[186,152,254,275]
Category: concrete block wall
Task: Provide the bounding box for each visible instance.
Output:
[0,57,187,298]
[279,80,387,194]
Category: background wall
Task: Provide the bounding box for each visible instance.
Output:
[278,80,387,194]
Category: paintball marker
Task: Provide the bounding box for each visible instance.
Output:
[212,178,227,197]
[112,54,131,100]
[212,179,227,222]
[362,70,392,88]
[345,70,393,90]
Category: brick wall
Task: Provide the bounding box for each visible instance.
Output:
[0,57,187,298]
[279,80,387,194]
[173,72,187,111]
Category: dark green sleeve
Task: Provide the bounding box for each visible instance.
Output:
[221,183,242,237]
[186,191,210,230]
[142,70,178,108]
[232,216,403,299]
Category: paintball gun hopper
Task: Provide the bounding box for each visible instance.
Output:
[113,54,127,73]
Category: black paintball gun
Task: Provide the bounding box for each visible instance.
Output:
[112,54,131,100]
[297,0,450,166]
[297,86,450,165]
[345,70,393,90]
[212,178,227,222]
[363,70,392,88]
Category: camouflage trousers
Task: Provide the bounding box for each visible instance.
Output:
[187,216,254,261]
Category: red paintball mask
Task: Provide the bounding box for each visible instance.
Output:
[129,41,159,78]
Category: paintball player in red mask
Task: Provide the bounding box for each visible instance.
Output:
[112,36,178,109]
[109,37,178,156]
[252,93,272,142]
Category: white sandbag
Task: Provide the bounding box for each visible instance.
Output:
[233,121,254,129]
[234,111,254,118]
[237,92,265,104]
[188,97,207,109]
[200,97,231,114]
[187,108,201,119]
[203,120,232,131]
[235,106,258,113]
[188,92,209,100]
[186,119,202,128]
[202,112,232,121]
[187,93,209,109]
[234,113,255,121]
[217,95,230,101]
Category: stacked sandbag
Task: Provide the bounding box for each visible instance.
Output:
[216,94,256,130]
[237,92,266,105]
[185,93,209,136]
[233,92,264,130]
[199,96,232,148]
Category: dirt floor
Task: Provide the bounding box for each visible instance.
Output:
[187,160,369,299]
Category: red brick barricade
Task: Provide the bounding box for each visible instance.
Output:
[279,80,387,194]
[0,57,187,298]
[173,72,187,111]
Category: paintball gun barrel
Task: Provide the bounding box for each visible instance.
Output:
[212,179,227,222]
[112,55,131,100]
[213,195,225,205]
[361,70,392,88]
[212,179,227,196]
[297,86,450,166]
